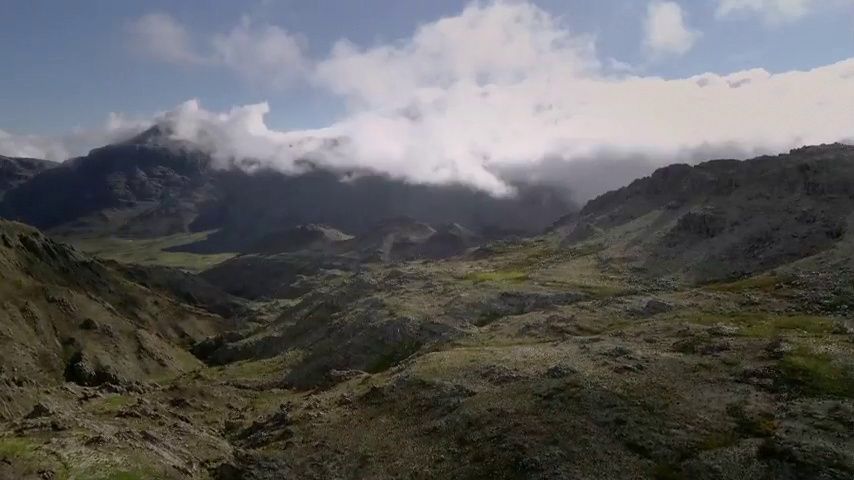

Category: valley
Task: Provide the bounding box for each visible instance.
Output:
[0,143,852,479]
[5,1,854,478]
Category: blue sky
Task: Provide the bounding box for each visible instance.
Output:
[1,0,852,197]
[2,0,851,135]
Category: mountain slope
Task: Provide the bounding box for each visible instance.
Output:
[1,146,853,480]
[0,220,223,393]
[0,141,212,236]
[558,143,854,283]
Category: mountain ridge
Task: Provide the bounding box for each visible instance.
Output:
[557,142,854,283]
[0,130,575,254]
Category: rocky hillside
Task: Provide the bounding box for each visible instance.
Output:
[1,146,853,480]
[558,144,854,283]
[0,220,224,397]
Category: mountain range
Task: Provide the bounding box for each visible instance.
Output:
[0,138,852,480]
[0,126,573,254]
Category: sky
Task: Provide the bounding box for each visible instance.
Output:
[1,0,853,197]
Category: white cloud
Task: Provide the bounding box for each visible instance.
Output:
[128,13,308,88]
[0,113,150,161]
[5,1,854,200]
[715,0,853,24]
[154,59,854,197]
[643,1,701,57]
[128,13,206,65]
[315,2,597,107]
[212,17,308,88]
[169,2,854,196]
[0,130,69,160]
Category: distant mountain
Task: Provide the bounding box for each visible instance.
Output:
[244,224,352,255]
[559,143,854,283]
[335,217,481,262]
[0,126,575,253]
[0,155,55,199]
[199,217,483,300]
[0,134,212,237]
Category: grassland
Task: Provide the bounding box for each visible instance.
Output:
[60,231,234,272]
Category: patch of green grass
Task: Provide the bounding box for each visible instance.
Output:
[62,231,234,272]
[77,468,156,480]
[87,394,136,414]
[537,279,629,298]
[0,437,36,457]
[245,388,294,416]
[500,240,605,271]
[212,353,303,382]
[575,283,631,299]
[674,312,835,338]
[466,270,530,284]
[741,315,835,337]
[93,472,147,480]
[74,457,165,480]
[0,437,69,479]
[564,242,607,258]
[778,347,854,397]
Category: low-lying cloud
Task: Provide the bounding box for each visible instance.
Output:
[3,1,854,200]
[0,113,150,161]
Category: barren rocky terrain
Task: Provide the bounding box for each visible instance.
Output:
[1,144,853,479]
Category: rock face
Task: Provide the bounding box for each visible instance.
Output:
[562,143,854,282]
[0,126,575,252]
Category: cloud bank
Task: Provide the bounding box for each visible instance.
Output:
[3,1,854,200]
[0,113,150,161]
